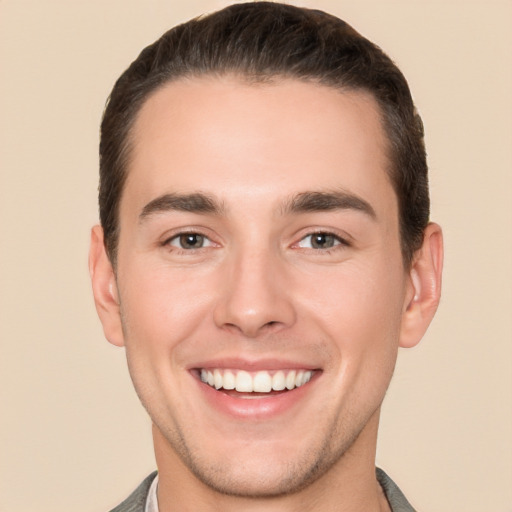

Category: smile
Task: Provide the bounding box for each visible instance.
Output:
[200,368,314,393]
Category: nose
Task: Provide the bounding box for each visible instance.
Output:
[213,247,296,338]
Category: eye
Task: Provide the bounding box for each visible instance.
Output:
[167,233,213,250]
[297,232,345,250]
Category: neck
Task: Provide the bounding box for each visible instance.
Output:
[153,410,391,512]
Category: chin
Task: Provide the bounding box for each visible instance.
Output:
[184,451,329,498]
[158,415,366,499]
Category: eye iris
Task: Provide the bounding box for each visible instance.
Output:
[311,233,335,249]
[179,234,204,249]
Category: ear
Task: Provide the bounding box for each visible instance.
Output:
[89,225,125,347]
[399,222,444,348]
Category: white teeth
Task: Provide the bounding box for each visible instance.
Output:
[272,371,286,391]
[253,371,272,392]
[297,370,312,386]
[214,369,223,390]
[235,370,253,392]
[285,370,296,390]
[223,370,235,390]
[200,368,314,393]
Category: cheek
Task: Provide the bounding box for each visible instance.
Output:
[117,261,217,353]
[298,260,406,365]
[117,263,217,419]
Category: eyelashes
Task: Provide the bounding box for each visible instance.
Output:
[295,232,349,250]
[161,229,351,255]
[166,233,214,250]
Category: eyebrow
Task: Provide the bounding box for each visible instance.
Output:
[139,192,224,221]
[282,190,377,219]
[139,189,376,222]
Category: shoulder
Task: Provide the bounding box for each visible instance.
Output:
[376,468,417,512]
[108,471,158,512]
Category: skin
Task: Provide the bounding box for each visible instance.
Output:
[90,76,443,511]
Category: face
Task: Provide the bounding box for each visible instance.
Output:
[105,77,416,496]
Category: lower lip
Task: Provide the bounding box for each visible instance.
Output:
[194,374,319,420]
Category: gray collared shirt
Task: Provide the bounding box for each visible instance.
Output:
[110,468,416,512]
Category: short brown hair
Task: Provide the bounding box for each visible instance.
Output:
[99,1,429,266]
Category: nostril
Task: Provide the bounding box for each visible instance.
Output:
[261,320,284,333]
[221,319,283,338]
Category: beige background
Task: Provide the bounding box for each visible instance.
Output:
[1,0,511,511]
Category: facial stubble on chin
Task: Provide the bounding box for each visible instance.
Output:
[150,401,381,500]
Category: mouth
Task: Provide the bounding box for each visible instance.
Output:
[198,368,316,396]
[190,361,321,419]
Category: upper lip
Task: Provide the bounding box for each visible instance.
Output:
[189,357,320,372]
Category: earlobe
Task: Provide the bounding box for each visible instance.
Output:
[89,225,125,347]
[399,223,444,348]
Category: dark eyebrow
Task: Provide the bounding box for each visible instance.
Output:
[139,192,224,221]
[282,190,377,219]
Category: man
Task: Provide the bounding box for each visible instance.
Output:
[89,2,443,511]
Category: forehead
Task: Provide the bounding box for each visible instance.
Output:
[122,76,395,219]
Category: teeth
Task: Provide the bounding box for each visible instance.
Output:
[223,370,235,390]
[214,369,223,390]
[272,371,286,391]
[200,368,314,393]
[235,370,253,392]
[253,371,272,392]
[285,370,296,390]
